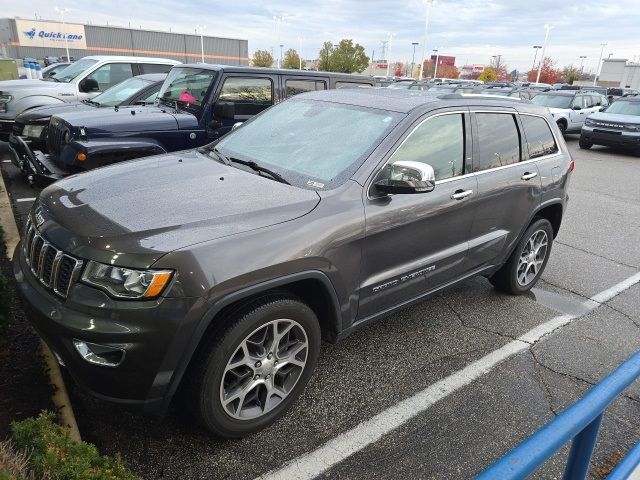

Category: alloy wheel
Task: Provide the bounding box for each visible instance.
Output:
[219,319,309,420]
[516,229,549,287]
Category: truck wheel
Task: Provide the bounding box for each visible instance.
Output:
[490,218,554,295]
[188,296,321,438]
[556,120,567,134]
[579,137,592,149]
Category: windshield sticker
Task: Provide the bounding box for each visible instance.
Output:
[306,180,325,189]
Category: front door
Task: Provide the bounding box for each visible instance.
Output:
[208,75,276,141]
[358,110,478,319]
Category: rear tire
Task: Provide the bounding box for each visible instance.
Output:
[187,296,321,438]
[490,218,554,295]
[579,136,593,149]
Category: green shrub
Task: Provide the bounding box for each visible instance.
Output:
[11,412,138,480]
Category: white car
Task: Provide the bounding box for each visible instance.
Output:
[0,56,180,139]
[531,91,608,134]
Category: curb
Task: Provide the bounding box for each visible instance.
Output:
[0,164,81,442]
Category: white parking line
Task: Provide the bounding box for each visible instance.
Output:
[257,271,640,480]
[15,197,36,203]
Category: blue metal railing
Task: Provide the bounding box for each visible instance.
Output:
[477,350,640,480]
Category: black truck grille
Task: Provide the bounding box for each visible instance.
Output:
[46,118,67,158]
[23,217,83,298]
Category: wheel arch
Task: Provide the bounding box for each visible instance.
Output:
[533,202,563,238]
[161,270,342,412]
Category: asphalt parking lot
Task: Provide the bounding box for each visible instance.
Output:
[1,136,639,479]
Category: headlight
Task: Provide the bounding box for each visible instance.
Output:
[584,119,595,127]
[81,261,173,299]
[0,94,12,103]
[22,124,46,138]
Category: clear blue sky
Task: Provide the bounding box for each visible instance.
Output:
[9,0,640,72]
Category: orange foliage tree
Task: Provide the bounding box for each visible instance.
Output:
[527,57,562,84]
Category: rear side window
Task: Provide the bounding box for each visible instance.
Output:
[219,77,273,116]
[140,63,173,74]
[285,79,326,97]
[474,113,521,172]
[520,115,558,159]
[335,81,372,88]
[390,113,465,181]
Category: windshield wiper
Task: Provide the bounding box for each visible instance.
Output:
[229,158,290,185]
[82,99,100,106]
[202,147,290,185]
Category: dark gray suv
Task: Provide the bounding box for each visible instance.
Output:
[14,89,573,437]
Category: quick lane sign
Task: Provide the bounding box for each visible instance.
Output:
[16,19,87,50]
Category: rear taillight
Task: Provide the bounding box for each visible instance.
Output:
[569,159,575,172]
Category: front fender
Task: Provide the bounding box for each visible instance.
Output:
[14,95,66,116]
[60,138,168,169]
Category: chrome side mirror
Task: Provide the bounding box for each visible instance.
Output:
[375,160,436,195]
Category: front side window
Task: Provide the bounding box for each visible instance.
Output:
[219,77,273,116]
[51,58,98,83]
[474,113,521,172]
[571,96,583,109]
[583,96,594,108]
[214,99,401,189]
[520,115,558,159]
[140,63,173,74]
[158,67,217,109]
[91,77,153,107]
[285,79,326,98]
[86,63,134,91]
[389,113,464,181]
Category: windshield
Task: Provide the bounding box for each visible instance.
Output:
[92,77,153,106]
[157,67,216,109]
[49,59,98,83]
[214,99,402,189]
[604,101,640,116]
[531,94,573,109]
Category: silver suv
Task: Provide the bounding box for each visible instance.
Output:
[0,56,179,139]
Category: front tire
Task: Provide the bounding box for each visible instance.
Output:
[490,218,554,295]
[188,296,321,438]
[579,136,593,149]
[557,120,567,134]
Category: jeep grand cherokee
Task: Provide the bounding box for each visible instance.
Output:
[14,89,572,438]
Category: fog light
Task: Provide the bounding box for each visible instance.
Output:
[73,339,125,367]
[76,152,87,161]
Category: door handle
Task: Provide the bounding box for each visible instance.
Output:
[451,189,473,200]
[521,172,538,181]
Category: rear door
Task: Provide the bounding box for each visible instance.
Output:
[465,108,542,270]
[359,109,478,318]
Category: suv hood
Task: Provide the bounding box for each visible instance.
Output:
[16,102,95,124]
[37,149,320,263]
[548,107,570,115]
[587,112,640,125]
[53,105,198,134]
[0,79,62,92]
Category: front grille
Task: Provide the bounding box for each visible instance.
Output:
[23,217,83,298]
[46,118,67,158]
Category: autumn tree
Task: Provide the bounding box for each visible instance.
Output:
[393,62,403,77]
[317,41,334,71]
[477,67,497,83]
[489,56,510,81]
[252,50,274,68]
[437,64,460,79]
[527,57,562,84]
[282,49,304,69]
[562,64,580,84]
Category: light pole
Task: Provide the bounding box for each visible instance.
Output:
[594,42,608,86]
[419,0,434,80]
[535,24,553,84]
[433,48,440,79]
[297,36,303,70]
[196,24,205,63]
[579,55,587,74]
[532,46,542,70]
[55,7,70,61]
[386,33,394,77]
[411,42,419,79]
[279,44,284,68]
[273,15,283,68]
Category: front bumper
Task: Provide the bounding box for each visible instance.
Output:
[581,126,640,149]
[8,133,72,187]
[13,242,203,414]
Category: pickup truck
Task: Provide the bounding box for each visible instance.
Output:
[9,64,375,186]
[0,56,179,139]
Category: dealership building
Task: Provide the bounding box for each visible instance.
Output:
[0,17,249,65]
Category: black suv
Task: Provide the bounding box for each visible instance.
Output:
[14,89,572,437]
